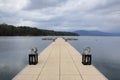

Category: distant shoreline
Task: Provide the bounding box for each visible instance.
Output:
[0,24,79,36]
[74,30,120,36]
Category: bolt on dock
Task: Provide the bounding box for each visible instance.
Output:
[12,38,108,80]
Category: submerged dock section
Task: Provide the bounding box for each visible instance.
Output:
[13,38,107,80]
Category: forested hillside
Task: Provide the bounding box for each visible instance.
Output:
[0,24,79,36]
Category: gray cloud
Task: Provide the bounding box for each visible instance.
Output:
[25,0,68,10]
[0,0,120,32]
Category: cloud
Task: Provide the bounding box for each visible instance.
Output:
[0,0,120,32]
[25,0,68,10]
[0,0,30,12]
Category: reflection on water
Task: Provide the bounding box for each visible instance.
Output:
[0,37,52,80]
[69,36,120,80]
[0,36,120,80]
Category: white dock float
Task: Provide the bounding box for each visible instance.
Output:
[12,38,108,80]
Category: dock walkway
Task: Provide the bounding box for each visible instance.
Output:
[13,38,107,80]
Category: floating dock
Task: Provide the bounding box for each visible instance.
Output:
[12,38,107,80]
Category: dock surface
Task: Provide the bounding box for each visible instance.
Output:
[13,38,107,80]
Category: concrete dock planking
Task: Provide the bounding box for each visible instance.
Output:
[12,38,108,80]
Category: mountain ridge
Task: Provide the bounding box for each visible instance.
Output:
[74,30,120,36]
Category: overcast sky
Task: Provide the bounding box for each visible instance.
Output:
[0,0,120,32]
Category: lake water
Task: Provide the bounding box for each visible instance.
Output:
[0,36,120,80]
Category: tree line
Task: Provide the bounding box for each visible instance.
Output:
[0,24,79,36]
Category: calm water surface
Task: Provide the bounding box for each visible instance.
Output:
[0,37,52,80]
[0,36,120,80]
[69,36,120,80]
